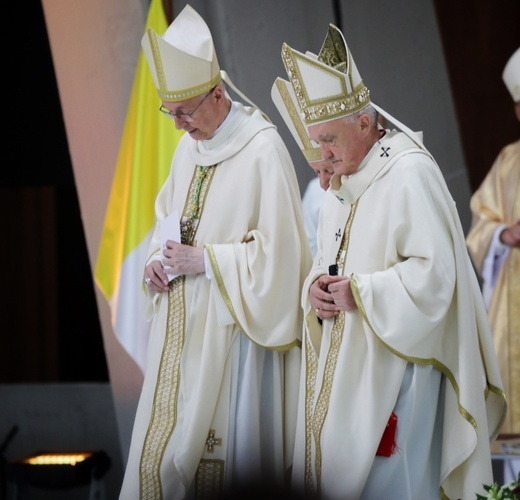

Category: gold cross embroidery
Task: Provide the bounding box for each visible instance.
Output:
[205,429,222,453]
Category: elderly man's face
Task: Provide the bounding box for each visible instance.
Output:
[160,87,222,141]
[309,116,368,177]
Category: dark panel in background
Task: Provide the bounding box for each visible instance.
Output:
[433,0,520,191]
[6,0,73,187]
[2,0,108,382]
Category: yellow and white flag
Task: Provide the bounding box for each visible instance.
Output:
[95,0,182,373]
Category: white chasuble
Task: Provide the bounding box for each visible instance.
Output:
[292,130,507,500]
[120,103,312,499]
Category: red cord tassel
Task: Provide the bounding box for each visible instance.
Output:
[376,412,398,457]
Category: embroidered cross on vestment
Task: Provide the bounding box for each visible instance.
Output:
[205,429,222,453]
[380,146,390,157]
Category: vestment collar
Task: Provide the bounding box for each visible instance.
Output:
[188,102,274,166]
[329,130,420,205]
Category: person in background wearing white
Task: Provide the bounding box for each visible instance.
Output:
[301,164,333,258]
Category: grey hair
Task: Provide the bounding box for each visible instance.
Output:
[343,104,378,126]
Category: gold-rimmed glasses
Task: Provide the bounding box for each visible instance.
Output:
[159,87,215,122]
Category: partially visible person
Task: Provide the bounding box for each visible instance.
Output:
[279,23,507,500]
[119,5,312,499]
[271,78,334,258]
[301,158,334,258]
[301,178,324,257]
[466,46,520,435]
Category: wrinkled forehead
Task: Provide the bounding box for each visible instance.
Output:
[308,117,343,142]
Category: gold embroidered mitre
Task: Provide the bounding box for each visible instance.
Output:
[271,77,322,163]
[281,23,370,125]
[141,4,222,102]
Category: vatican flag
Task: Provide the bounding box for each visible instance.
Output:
[95,0,182,373]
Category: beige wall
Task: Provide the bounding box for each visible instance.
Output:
[40,0,147,463]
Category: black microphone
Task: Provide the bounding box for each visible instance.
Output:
[317,264,338,326]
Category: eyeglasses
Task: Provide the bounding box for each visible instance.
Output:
[159,87,215,122]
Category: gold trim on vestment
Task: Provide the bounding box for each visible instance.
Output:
[205,244,302,352]
[304,334,319,497]
[350,275,507,438]
[140,274,185,499]
[139,164,216,498]
[304,202,356,496]
[194,459,225,499]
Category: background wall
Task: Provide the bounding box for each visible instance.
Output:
[434,0,519,191]
[2,0,518,498]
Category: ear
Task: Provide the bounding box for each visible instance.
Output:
[358,112,371,133]
[213,86,224,102]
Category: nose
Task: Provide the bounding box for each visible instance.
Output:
[320,144,333,160]
[319,176,329,190]
[173,115,190,130]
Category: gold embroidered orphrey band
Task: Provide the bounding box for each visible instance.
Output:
[305,201,358,496]
[139,164,217,499]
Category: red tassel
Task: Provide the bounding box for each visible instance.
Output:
[376,412,398,457]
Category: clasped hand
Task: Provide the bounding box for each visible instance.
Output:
[310,274,358,319]
[143,240,205,293]
[500,220,520,248]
